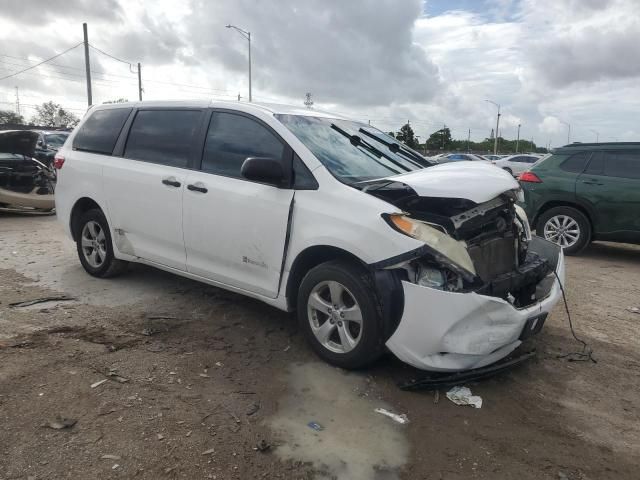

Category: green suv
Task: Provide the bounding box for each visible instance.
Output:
[519,143,640,255]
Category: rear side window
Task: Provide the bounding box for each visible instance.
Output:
[201,112,284,179]
[124,110,201,168]
[603,151,640,179]
[73,108,131,154]
[560,152,590,173]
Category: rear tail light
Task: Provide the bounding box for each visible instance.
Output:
[53,154,65,169]
[519,171,542,183]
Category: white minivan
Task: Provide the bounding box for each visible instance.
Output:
[55,101,565,372]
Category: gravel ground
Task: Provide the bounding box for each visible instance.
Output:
[1,212,639,480]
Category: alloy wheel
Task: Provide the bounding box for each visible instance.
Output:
[543,214,581,248]
[307,280,363,354]
[81,220,107,268]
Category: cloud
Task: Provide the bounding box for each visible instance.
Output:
[182,0,442,107]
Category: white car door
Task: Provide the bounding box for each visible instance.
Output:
[102,109,204,271]
[183,111,295,298]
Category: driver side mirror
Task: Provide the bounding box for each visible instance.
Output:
[240,157,284,187]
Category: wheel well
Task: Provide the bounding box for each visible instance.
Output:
[70,197,101,241]
[535,201,594,233]
[285,246,368,310]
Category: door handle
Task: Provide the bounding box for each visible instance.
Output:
[187,183,208,194]
[162,177,181,187]
[582,180,603,186]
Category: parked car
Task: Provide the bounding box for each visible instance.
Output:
[493,154,541,176]
[34,130,70,168]
[0,130,56,211]
[438,153,489,163]
[55,101,564,372]
[520,142,640,254]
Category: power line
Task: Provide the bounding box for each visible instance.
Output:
[0,43,83,81]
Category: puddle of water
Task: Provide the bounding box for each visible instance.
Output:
[269,362,409,480]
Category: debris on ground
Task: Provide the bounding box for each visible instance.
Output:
[201,448,215,456]
[246,402,260,416]
[90,379,108,389]
[146,314,177,320]
[43,417,77,430]
[446,386,483,409]
[101,455,121,460]
[307,421,324,431]
[105,368,129,383]
[9,296,76,308]
[255,439,271,452]
[628,307,639,314]
[374,408,410,424]
[434,390,440,404]
[141,327,157,336]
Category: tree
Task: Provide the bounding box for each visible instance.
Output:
[31,101,80,128]
[396,123,418,149]
[103,98,129,104]
[426,127,452,150]
[387,131,396,139]
[0,110,24,125]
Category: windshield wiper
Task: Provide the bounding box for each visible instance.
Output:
[358,128,432,168]
[330,124,411,173]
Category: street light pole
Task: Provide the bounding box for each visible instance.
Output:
[560,120,570,144]
[485,99,500,155]
[589,129,599,143]
[226,24,252,102]
[516,123,521,153]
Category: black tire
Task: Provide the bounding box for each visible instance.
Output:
[503,167,513,175]
[536,206,591,255]
[297,260,385,369]
[75,208,128,277]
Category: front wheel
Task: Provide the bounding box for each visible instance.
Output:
[297,260,385,369]
[537,206,591,255]
[76,208,128,277]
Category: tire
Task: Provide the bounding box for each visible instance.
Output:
[536,206,591,255]
[75,208,128,277]
[297,260,384,369]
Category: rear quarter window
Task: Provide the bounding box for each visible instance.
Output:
[73,108,132,155]
[559,152,590,173]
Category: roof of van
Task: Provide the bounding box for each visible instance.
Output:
[91,100,351,120]
[555,142,640,153]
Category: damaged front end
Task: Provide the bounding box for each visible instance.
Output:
[366,177,564,372]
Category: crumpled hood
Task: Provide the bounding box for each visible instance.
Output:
[0,130,39,157]
[384,161,519,204]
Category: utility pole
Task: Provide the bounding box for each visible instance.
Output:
[137,62,142,101]
[441,123,446,150]
[14,86,20,116]
[304,92,314,109]
[83,23,92,107]
[516,123,521,153]
[467,128,471,152]
[590,129,599,143]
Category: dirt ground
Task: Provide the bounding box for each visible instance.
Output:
[1,212,639,480]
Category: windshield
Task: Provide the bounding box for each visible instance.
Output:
[44,133,69,148]
[276,114,432,183]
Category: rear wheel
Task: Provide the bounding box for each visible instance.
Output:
[537,206,591,255]
[76,209,128,277]
[297,260,384,369]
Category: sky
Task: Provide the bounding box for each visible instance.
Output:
[0,0,638,148]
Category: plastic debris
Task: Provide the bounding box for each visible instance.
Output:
[628,307,639,314]
[201,448,215,455]
[101,455,121,460]
[43,417,77,430]
[446,386,483,409]
[91,379,108,389]
[374,408,409,424]
[307,421,324,431]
